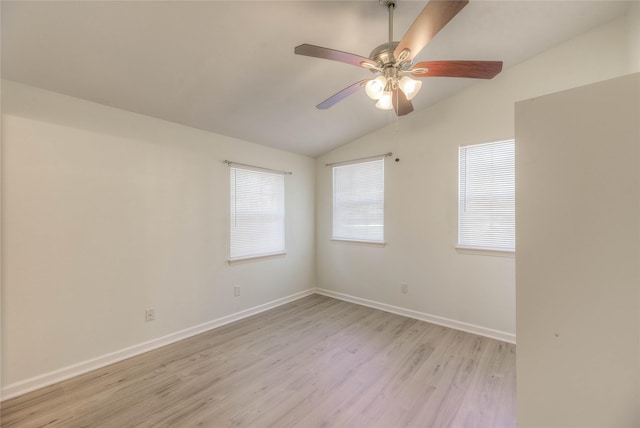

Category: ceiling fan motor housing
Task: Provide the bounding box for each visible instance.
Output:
[369,42,413,71]
[369,42,398,67]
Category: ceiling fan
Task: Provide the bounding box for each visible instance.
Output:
[295,0,503,116]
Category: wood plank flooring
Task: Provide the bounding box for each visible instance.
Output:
[1,294,516,427]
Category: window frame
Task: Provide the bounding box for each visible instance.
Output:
[457,139,515,255]
[331,157,385,245]
[229,165,286,263]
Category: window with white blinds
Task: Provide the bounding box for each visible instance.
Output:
[332,158,384,243]
[230,167,285,260]
[458,140,515,252]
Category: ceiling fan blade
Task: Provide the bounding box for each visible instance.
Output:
[412,60,503,79]
[316,80,369,110]
[295,44,377,69]
[392,90,414,116]
[394,0,468,61]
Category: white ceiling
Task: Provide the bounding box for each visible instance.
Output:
[1,1,632,157]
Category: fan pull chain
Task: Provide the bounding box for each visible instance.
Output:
[395,89,400,128]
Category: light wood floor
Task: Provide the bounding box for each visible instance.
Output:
[1,294,516,427]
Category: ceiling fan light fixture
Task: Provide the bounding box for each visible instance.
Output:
[365,76,387,100]
[398,76,422,101]
[375,91,394,110]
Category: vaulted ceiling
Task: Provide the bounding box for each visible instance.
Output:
[1,1,632,157]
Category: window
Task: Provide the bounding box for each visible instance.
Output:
[230,166,285,260]
[332,158,384,243]
[458,140,515,252]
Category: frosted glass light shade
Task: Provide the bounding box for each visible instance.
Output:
[365,76,387,100]
[375,91,393,110]
[398,76,422,100]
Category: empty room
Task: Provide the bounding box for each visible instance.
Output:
[1,1,639,427]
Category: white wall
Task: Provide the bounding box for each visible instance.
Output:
[2,1,639,403]
[1,81,316,392]
[315,6,639,339]
[628,3,640,70]
[516,73,639,427]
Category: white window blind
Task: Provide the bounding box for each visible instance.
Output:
[230,167,285,260]
[458,140,515,251]
[332,158,384,243]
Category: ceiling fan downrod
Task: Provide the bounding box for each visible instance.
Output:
[370,1,410,72]
[382,0,396,43]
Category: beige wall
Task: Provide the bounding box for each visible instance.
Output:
[315,7,639,339]
[1,81,316,392]
[516,73,639,427]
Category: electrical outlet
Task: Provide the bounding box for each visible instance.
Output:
[234,286,241,297]
[145,309,155,322]
[400,283,408,293]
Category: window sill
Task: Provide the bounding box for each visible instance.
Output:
[228,251,287,265]
[331,238,386,248]
[455,246,515,258]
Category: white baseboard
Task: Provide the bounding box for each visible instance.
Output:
[1,289,315,401]
[313,288,516,344]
